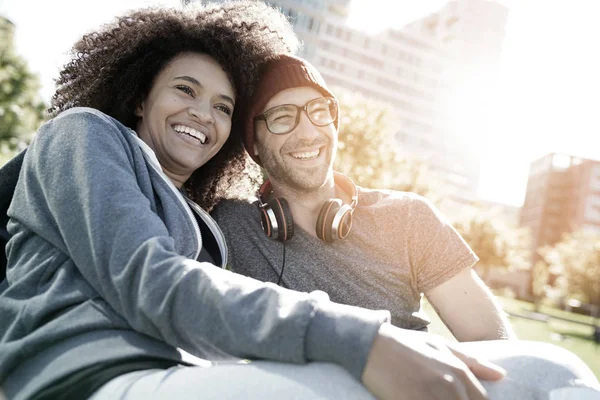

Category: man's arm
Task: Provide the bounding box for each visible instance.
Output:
[401,194,514,340]
[425,268,516,341]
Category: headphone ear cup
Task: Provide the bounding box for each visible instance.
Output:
[336,206,353,240]
[259,203,275,238]
[267,197,294,242]
[316,199,342,244]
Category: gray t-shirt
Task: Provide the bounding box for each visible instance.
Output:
[213,187,478,330]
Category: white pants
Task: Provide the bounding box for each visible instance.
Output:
[89,341,600,400]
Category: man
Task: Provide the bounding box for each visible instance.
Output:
[212,54,600,399]
[213,54,513,342]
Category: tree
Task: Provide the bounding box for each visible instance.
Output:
[0,16,46,165]
[540,230,600,308]
[452,205,531,282]
[332,85,437,199]
[530,259,551,311]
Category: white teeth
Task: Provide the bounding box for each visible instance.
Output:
[290,149,320,159]
[173,124,207,144]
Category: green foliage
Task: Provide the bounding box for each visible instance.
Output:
[496,297,599,378]
[540,230,600,307]
[332,86,436,199]
[0,16,46,165]
[425,296,600,378]
[452,205,531,279]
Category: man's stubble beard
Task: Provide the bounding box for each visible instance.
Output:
[258,142,335,193]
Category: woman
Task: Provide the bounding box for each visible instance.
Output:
[0,3,389,400]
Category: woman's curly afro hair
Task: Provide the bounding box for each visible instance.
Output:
[49,1,298,211]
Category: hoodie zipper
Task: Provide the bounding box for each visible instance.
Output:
[129,129,202,260]
[143,156,203,261]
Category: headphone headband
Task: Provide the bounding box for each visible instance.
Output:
[333,172,358,211]
[258,179,273,203]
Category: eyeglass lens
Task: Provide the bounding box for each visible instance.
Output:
[265,97,337,135]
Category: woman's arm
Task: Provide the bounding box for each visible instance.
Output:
[10,108,388,379]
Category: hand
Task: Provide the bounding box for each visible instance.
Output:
[362,323,506,400]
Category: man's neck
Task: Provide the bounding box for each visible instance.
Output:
[269,175,338,239]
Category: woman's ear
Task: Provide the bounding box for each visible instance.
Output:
[253,142,259,157]
[134,103,144,117]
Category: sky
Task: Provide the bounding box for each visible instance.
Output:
[2,0,599,207]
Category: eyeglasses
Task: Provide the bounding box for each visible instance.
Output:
[255,96,338,135]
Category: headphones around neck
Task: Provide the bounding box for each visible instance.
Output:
[257,172,358,244]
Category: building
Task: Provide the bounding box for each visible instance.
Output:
[194,0,509,204]
[518,152,600,300]
[520,152,600,262]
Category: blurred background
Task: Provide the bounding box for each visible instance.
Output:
[1,0,599,377]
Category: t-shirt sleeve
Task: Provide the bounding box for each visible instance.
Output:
[406,195,479,292]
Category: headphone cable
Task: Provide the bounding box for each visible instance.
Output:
[277,242,286,286]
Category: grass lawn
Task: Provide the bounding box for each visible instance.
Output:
[422,296,600,379]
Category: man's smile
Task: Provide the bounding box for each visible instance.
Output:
[289,148,321,160]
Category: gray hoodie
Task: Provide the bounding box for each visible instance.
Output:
[0,108,389,400]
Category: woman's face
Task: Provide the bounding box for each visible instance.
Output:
[135,52,235,187]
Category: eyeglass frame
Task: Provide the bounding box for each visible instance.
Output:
[254,96,338,135]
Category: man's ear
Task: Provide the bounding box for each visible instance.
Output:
[134,102,144,117]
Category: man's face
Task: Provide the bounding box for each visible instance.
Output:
[254,86,337,191]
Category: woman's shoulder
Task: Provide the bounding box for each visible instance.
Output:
[36,107,133,149]
[51,107,125,130]
[28,107,140,169]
